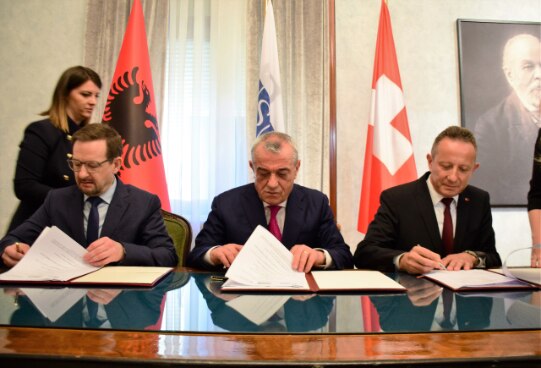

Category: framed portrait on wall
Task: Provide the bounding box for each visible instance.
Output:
[457,19,540,207]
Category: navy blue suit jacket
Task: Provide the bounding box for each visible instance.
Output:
[354,172,501,272]
[187,184,353,270]
[0,180,178,267]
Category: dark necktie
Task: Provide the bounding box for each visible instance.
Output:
[440,288,454,329]
[268,205,282,241]
[441,197,454,256]
[85,297,102,328]
[86,197,103,247]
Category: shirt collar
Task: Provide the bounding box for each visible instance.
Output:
[426,174,458,206]
[264,200,288,208]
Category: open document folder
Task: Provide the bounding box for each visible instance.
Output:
[0,226,172,287]
[421,269,539,291]
[221,225,405,292]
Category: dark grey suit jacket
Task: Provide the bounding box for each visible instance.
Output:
[187,183,353,270]
[354,172,501,272]
[0,179,178,267]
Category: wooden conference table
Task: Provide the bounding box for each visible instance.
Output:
[0,267,539,367]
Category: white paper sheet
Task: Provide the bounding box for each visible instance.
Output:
[423,269,527,290]
[223,225,309,290]
[311,270,405,291]
[490,267,541,287]
[0,226,99,281]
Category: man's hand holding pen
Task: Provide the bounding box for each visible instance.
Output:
[399,245,447,275]
[1,241,29,268]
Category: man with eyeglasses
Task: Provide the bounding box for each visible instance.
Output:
[0,123,178,268]
[186,132,353,272]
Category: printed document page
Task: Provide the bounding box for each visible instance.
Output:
[491,267,541,287]
[423,269,527,290]
[224,225,309,290]
[311,270,405,291]
[0,226,99,282]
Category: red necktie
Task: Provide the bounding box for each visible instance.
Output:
[441,197,454,256]
[268,205,282,241]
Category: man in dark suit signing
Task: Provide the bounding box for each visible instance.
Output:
[187,132,353,272]
[354,126,501,274]
[0,123,177,268]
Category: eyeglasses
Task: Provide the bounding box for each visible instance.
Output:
[67,159,111,172]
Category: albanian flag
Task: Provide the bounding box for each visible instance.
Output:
[102,0,170,210]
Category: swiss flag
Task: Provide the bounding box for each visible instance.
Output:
[102,0,170,210]
[357,0,416,234]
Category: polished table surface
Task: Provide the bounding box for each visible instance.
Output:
[0,268,539,366]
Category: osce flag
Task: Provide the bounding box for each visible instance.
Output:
[256,0,285,137]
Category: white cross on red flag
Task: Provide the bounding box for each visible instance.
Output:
[358,0,417,234]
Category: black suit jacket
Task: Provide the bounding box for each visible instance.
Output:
[0,180,178,267]
[354,172,501,271]
[187,183,353,270]
[370,293,492,332]
[10,278,170,329]
[8,118,82,232]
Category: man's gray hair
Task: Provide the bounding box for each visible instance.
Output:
[251,132,299,164]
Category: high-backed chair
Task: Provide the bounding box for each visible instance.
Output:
[161,209,192,266]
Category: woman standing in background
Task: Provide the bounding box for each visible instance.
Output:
[6,66,101,232]
[528,124,541,268]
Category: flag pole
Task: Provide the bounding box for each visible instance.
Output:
[328,0,338,219]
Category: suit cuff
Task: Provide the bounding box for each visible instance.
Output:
[394,253,406,270]
[204,246,220,266]
[314,248,333,269]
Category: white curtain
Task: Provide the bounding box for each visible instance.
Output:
[161,0,247,331]
[162,0,248,235]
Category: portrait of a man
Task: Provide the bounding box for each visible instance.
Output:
[458,20,541,206]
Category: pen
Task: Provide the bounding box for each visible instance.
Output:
[15,242,23,254]
[210,276,228,282]
[438,262,447,270]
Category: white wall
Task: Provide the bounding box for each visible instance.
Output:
[0,0,88,323]
[0,0,88,233]
[336,0,541,266]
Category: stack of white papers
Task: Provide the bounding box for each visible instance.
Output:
[221,225,405,292]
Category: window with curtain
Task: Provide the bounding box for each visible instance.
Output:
[161,0,247,331]
[162,0,248,234]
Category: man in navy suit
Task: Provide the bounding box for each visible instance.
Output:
[187,132,352,272]
[354,126,501,274]
[0,124,177,268]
